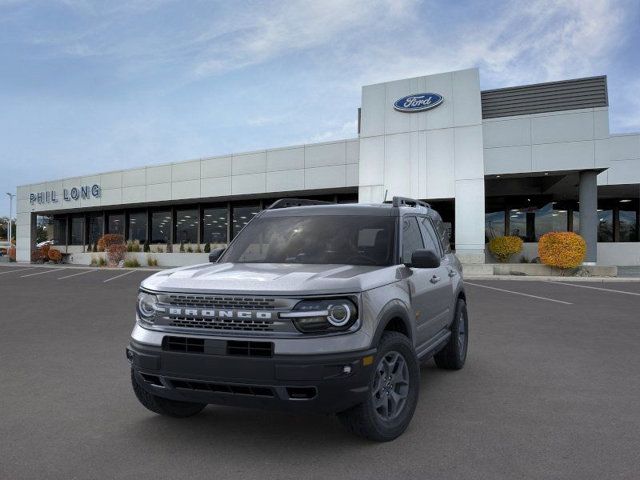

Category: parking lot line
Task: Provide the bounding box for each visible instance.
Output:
[466,281,573,305]
[21,268,65,278]
[0,267,34,275]
[58,269,96,280]
[103,270,136,283]
[552,281,640,297]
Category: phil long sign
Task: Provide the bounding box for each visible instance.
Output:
[393,93,443,112]
[30,184,101,204]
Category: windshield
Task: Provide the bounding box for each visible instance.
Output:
[220,215,396,266]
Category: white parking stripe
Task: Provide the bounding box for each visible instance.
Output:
[103,270,136,283]
[58,269,96,280]
[21,268,65,278]
[553,281,640,297]
[0,267,34,275]
[466,281,573,305]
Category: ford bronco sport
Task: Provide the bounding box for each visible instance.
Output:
[127,197,468,441]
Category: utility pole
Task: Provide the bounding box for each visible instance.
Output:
[6,192,15,243]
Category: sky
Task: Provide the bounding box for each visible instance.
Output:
[1,0,639,217]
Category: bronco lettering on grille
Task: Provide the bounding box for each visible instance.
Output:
[167,308,273,320]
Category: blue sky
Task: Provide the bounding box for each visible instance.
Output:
[1,0,639,216]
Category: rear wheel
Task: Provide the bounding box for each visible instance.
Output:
[434,298,468,370]
[131,369,206,418]
[337,332,419,441]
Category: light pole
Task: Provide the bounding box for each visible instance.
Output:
[6,192,15,243]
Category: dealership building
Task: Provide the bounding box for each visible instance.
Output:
[15,68,640,266]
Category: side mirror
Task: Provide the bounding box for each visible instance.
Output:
[407,249,440,269]
[208,248,225,263]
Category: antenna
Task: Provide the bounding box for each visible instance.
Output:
[383,189,388,202]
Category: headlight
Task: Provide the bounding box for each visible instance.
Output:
[281,298,358,333]
[137,291,158,325]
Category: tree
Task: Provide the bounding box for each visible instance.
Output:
[0,217,16,241]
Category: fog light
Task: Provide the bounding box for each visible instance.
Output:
[362,355,374,366]
[342,365,352,375]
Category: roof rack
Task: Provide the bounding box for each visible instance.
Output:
[267,198,334,210]
[390,196,431,209]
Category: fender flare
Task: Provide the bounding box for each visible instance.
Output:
[370,299,414,348]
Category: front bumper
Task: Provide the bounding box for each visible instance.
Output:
[127,339,376,414]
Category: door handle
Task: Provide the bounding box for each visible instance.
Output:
[430,275,440,284]
[448,269,457,277]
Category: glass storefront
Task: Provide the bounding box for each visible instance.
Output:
[232,204,261,238]
[151,210,171,244]
[597,209,613,242]
[485,210,505,242]
[203,206,228,244]
[619,202,638,242]
[128,211,147,243]
[176,208,198,244]
[108,212,125,236]
[69,215,84,245]
[88,213,103,246]
[53,217,67,245]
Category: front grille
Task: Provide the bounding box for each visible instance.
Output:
[168,316,275,332]
[170,379,274,397]
[227,340,273,357]
[163,336,205,353]
[164,294,276,310]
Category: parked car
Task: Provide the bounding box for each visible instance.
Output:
[127,197,468,441]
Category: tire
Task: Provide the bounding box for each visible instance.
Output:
[131,369,206,418]
[337,332,420,442]
[434,298,468,370]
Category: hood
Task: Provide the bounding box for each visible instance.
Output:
[140,262,399,296]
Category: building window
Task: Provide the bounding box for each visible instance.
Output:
[534,202,569,240]
[151,210,171,244]
[176,208,198,244]
[108,213,125,236]
[36,216,54,244]
[128,211,147,243]
[53,217,67,245]
[509,209,528,240]
[619,202,638,242]
[485,210,505,242]
[232,204,260,238]
[203,207,228,245]
[87,213,103,246]
[597,209,613,242]
[70,215,85,245]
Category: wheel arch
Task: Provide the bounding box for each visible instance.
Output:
[371,300,414,348]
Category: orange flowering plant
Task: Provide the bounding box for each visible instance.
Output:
[488,236,523,263]
[538,232,586,269]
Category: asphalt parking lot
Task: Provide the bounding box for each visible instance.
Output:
[1,265,639,480]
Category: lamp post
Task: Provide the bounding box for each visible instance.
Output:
[6,192,15,243]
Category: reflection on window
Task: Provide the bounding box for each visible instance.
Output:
[597,209,613,242]
[232,205,260,238]
[203,207,228,244]
[509,209,527,240]
[128,211,147,243]
[88,213,103,246]
[176,208,198,244]
[151,211,171,244]
[534,203,568,240]
[70,216,84,245]
[53,217,67,245]
[485,211,505,242]
[619,206,638,242]
[36,216,54,244]
[108,213,125,235]
[572,210,580,234]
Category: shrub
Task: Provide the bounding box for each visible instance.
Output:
[97,234,124,252]
[186,244,193,253]
[143,242,150,253]
[106,244,127,267]
[41,244,51,261]
[48,248,62,263]
[166,243,173,253]
[126,241,133,252]
[488,236,523,263]
[90,256,98,266]
[538,232,586,269]
[147,255,158,267]
[98,256,107,267]
[124,258,141,268]
[204,242,211,253]
[195,244,202,253]
[9,246,16,262]
[180,242,185,253]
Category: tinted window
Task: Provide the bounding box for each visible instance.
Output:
[401,217,424,264]
[87,213,103,245]
[433,217,451,253]
[203,207,228,244]
[232,205,260,238]
[108,213,125,235]
[419,217,442,257]
[222,215,396,266]
[176,208,198,244]
[70,215,84,245]
[151,210,171,244]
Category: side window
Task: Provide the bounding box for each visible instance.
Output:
[419,217,443,257]
[401,217,424,264]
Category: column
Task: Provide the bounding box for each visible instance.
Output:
[579,170,598,264]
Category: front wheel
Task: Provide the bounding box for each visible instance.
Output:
[434,298,468,370]
[337,332,420,441]
[131,369,206,418]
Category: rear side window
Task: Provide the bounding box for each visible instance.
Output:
[401,217,424,264]
[419,217,443,257]
[433,217,451,253]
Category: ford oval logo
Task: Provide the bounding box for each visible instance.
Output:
[393,93,443,112]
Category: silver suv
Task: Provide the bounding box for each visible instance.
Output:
[127,197,468,441]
